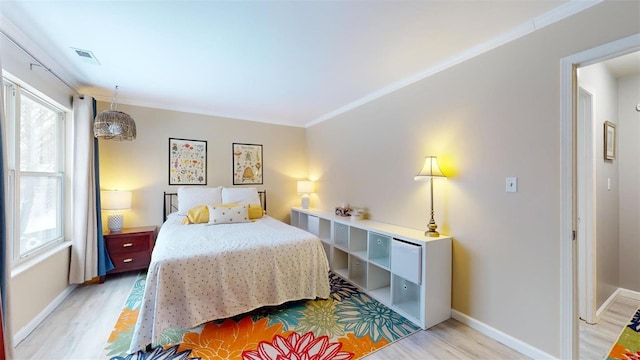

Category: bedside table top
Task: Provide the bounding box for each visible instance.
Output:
[105,226,156,236]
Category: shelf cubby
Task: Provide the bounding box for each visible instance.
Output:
[349,254,367,288]
[297,212,309,231]
[333,247,348,279]
[367,263,391,305]
[349,226,367,259]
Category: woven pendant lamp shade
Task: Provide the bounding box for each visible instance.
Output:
[94,110,136,140]
[94,86,137,141]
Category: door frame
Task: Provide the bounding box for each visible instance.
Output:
[560,33,640,359]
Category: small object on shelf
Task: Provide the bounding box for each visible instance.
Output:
[335,206,351,217]
[350,207,365,221]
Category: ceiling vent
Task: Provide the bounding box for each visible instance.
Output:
[71,47,100,65]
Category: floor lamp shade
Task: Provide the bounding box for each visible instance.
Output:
[297,181,315,209]
[101,190,132,232]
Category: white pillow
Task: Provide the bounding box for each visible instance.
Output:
[177,186,222,215]
[207,204,250,224]
[221,187,260,205]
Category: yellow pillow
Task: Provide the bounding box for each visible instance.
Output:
[248,203,264,219]
[181,205,210,224]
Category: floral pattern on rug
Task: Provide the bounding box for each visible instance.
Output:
[607,308,640,360]
[105,272,418,360]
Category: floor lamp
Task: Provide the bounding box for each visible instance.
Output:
[414,156,446,237]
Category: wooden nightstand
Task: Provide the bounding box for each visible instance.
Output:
[105,226,156,276]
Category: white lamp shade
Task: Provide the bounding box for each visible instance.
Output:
[101,190,132,210]
[297,180,315,194]
[414,156,446,181]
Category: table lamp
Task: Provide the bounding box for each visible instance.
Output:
[297,180,315,209]
[101,190,132,232]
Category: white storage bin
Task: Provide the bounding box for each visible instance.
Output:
[349,255,367,288]
[391,239,422,285]
[368,232,391,269]
[334,222,349,250]
[392,275,421,320]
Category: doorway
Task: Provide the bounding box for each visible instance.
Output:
[560,33,640,359]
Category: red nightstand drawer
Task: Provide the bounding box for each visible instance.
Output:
[110,250,151,271]
[107,234,151,254]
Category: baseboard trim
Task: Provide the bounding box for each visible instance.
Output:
[597,287,640,320]
[13,284,77,346]
[618,288,640,301]
[597,288,622,319]
[451,309,557,360]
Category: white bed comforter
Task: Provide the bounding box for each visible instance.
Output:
[128,214,330,353]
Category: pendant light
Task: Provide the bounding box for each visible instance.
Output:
[94,86,136,141]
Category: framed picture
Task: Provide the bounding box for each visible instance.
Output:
[233,143,263,185]
[604,121,616,160]
[169,138,207,185]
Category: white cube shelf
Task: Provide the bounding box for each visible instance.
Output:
[291,207,451,329]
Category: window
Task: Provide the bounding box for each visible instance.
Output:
[3,79,66,262]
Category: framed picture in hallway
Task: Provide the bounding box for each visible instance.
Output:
[233,143,263,185]
[604,121,616,160]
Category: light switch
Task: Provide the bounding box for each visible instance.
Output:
[506,177,518,193]
[607,178,611,191]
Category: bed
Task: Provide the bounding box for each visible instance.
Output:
[128,187,331,353]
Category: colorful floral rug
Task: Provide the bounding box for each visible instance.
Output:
[607,307,640,360]
[104,272,420,360]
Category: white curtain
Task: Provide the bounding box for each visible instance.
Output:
[69,95,100,284]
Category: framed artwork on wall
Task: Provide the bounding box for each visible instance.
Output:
[604,121,616,160]
[169,138,207,185]
[233,143,263,185]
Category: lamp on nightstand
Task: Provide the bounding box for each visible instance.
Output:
[101,190,132,233]
[414,156,446,237]
[297,180,315,209]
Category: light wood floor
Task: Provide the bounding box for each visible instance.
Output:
[10,272,639,360]
[579,295,640,360]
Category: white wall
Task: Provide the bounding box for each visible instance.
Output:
[1,31,75,340]
[579,62,620,307]
[618,74,640,292]
[306,2,640,356]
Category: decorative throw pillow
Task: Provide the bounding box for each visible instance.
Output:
[207,204,250,224]
[178,186,222,215]
[221,187,261,206]
[248,203,264,219]
[181,205,210,224]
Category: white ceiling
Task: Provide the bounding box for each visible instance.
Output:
[603,51,640,78]
[0,1,608,127]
